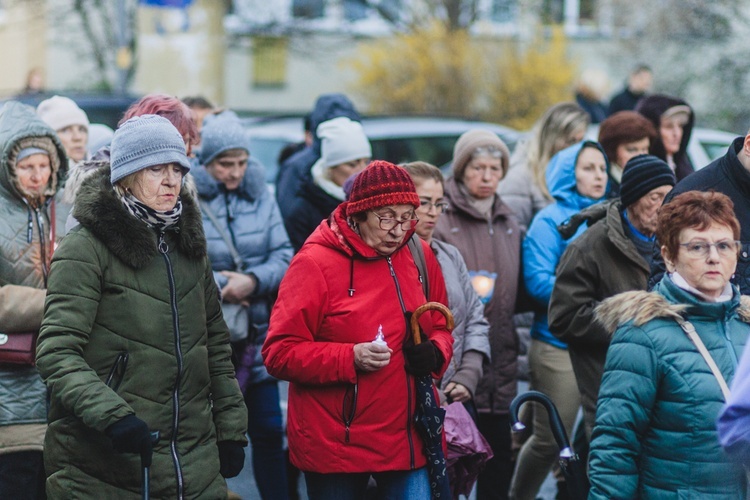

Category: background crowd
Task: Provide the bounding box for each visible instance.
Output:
[2,60,750,500]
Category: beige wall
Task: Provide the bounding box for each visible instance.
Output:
[0,1,47,97]
[133,0,226,104]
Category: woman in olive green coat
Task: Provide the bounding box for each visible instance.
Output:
[37,115,248,499]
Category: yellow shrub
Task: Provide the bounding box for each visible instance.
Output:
[485,28,577,129]
[347,23,485,117]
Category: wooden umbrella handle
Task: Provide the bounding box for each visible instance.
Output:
[410,302,454,345]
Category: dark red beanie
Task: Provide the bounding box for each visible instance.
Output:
[344,160,420,216]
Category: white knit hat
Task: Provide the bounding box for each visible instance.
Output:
[317,117,371,169]
[37,96,90,132]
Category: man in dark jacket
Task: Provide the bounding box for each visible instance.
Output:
[275,93,361,222]
[650,131,750,293]
[608,64,652,115]
[549,155,675,438]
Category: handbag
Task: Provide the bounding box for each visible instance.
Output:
[199,201,250,343]
[0,332,37,366]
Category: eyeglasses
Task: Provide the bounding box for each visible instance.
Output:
[679,240,741,258]
[466,164,504,177]
[419,200,450,213]
[373,214,419,231]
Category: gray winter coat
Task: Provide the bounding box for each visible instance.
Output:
[192,160,293,386]
[0,101,67,452]
[431,239,491,397]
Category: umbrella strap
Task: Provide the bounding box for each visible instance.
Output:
[676,317,730,400]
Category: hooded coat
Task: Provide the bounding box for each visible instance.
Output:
[548,199,650,436]
[192,159,292,388]
[588,276,748,499]
[635,94,695,181]
[36,166,248,499]
[262,205,453,473]
[522,141,609,348]
[276,94,361,220]
[0,101,68,454]
[433,177,521,414]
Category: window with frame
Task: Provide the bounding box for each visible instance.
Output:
[292,0,325,19]
[252,36,289,88]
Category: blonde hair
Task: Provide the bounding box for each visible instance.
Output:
[526,102,590,200]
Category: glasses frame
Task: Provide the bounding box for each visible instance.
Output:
[678,240,741,259]
[372,213,420,231]
[419,200,450,213]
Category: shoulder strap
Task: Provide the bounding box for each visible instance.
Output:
[407,234,430,300]
[676,317,731,400]
[199,200,244,272]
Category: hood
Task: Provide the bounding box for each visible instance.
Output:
[546,140,610,209]
[595,276,750,335]
[307,204,415,259]
[191,156,267,202]
[72,165,206,269]
[309,94,362,154]
[0,101,68,204]
[635,94,695,161]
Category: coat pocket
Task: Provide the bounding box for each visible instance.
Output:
[104,352,129,392]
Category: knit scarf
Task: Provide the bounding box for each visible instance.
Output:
[120,193,182,232]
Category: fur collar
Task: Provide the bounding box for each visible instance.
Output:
[595,290,750,335]
[72,166,206,269]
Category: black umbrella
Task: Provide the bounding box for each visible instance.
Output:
[509,391,589,500]
[410,302,454,500]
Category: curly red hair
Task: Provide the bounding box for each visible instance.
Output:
[657,191,740,260]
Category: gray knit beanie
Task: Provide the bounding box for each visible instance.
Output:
[198,112,249,166]
[110,114,191,184]
[451,129,510,181]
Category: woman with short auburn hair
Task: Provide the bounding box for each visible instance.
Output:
[588,190,748,498]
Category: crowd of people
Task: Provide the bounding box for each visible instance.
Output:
[2,67,750,500]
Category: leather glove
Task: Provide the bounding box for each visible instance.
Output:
[403,339,441,376]
[218,441,246,478]
[105,415,153,464]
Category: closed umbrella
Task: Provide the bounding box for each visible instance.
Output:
[509,391,589,500]
[410,302,455,500]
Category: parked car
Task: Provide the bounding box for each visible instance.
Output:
[242,115,522,184]
[2,91,140,129]
[587,124,738,171]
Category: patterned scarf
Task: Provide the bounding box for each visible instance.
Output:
[120,192,182,232]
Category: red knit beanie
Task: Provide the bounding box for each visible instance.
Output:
[344,160,420,216]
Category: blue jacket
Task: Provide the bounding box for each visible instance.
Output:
[522,141,608,348]
[193,159,293,385]
[276,94,361,221]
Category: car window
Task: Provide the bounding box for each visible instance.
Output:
[248,138,292,183]
[700,140,732,162]
[370,136,459,166]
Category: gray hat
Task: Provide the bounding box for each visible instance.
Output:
[198,112,249,166]
[110,114,191,184]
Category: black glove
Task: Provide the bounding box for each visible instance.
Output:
[403,340,441,376]
[105,415,152,463]
[218,441,245,478]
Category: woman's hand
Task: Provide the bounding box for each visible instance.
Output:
[220,271,256,305]
[353,342,392,372]
[444,382,471,403]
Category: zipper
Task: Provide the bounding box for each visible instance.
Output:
[386,256,415,469]
[35,206,49,285]
[159,232,185,500]
[342,381,358,443]
[105,352,129,391]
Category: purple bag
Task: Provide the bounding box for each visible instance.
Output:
[444,401,494,498]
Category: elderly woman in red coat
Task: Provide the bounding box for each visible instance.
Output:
[263,160,453,499]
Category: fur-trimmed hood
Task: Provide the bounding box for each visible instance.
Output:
[596,282,750,335]
[72,165,206,269]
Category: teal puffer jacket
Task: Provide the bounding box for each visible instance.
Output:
[37,166,248,499]
[588,276,749,499]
